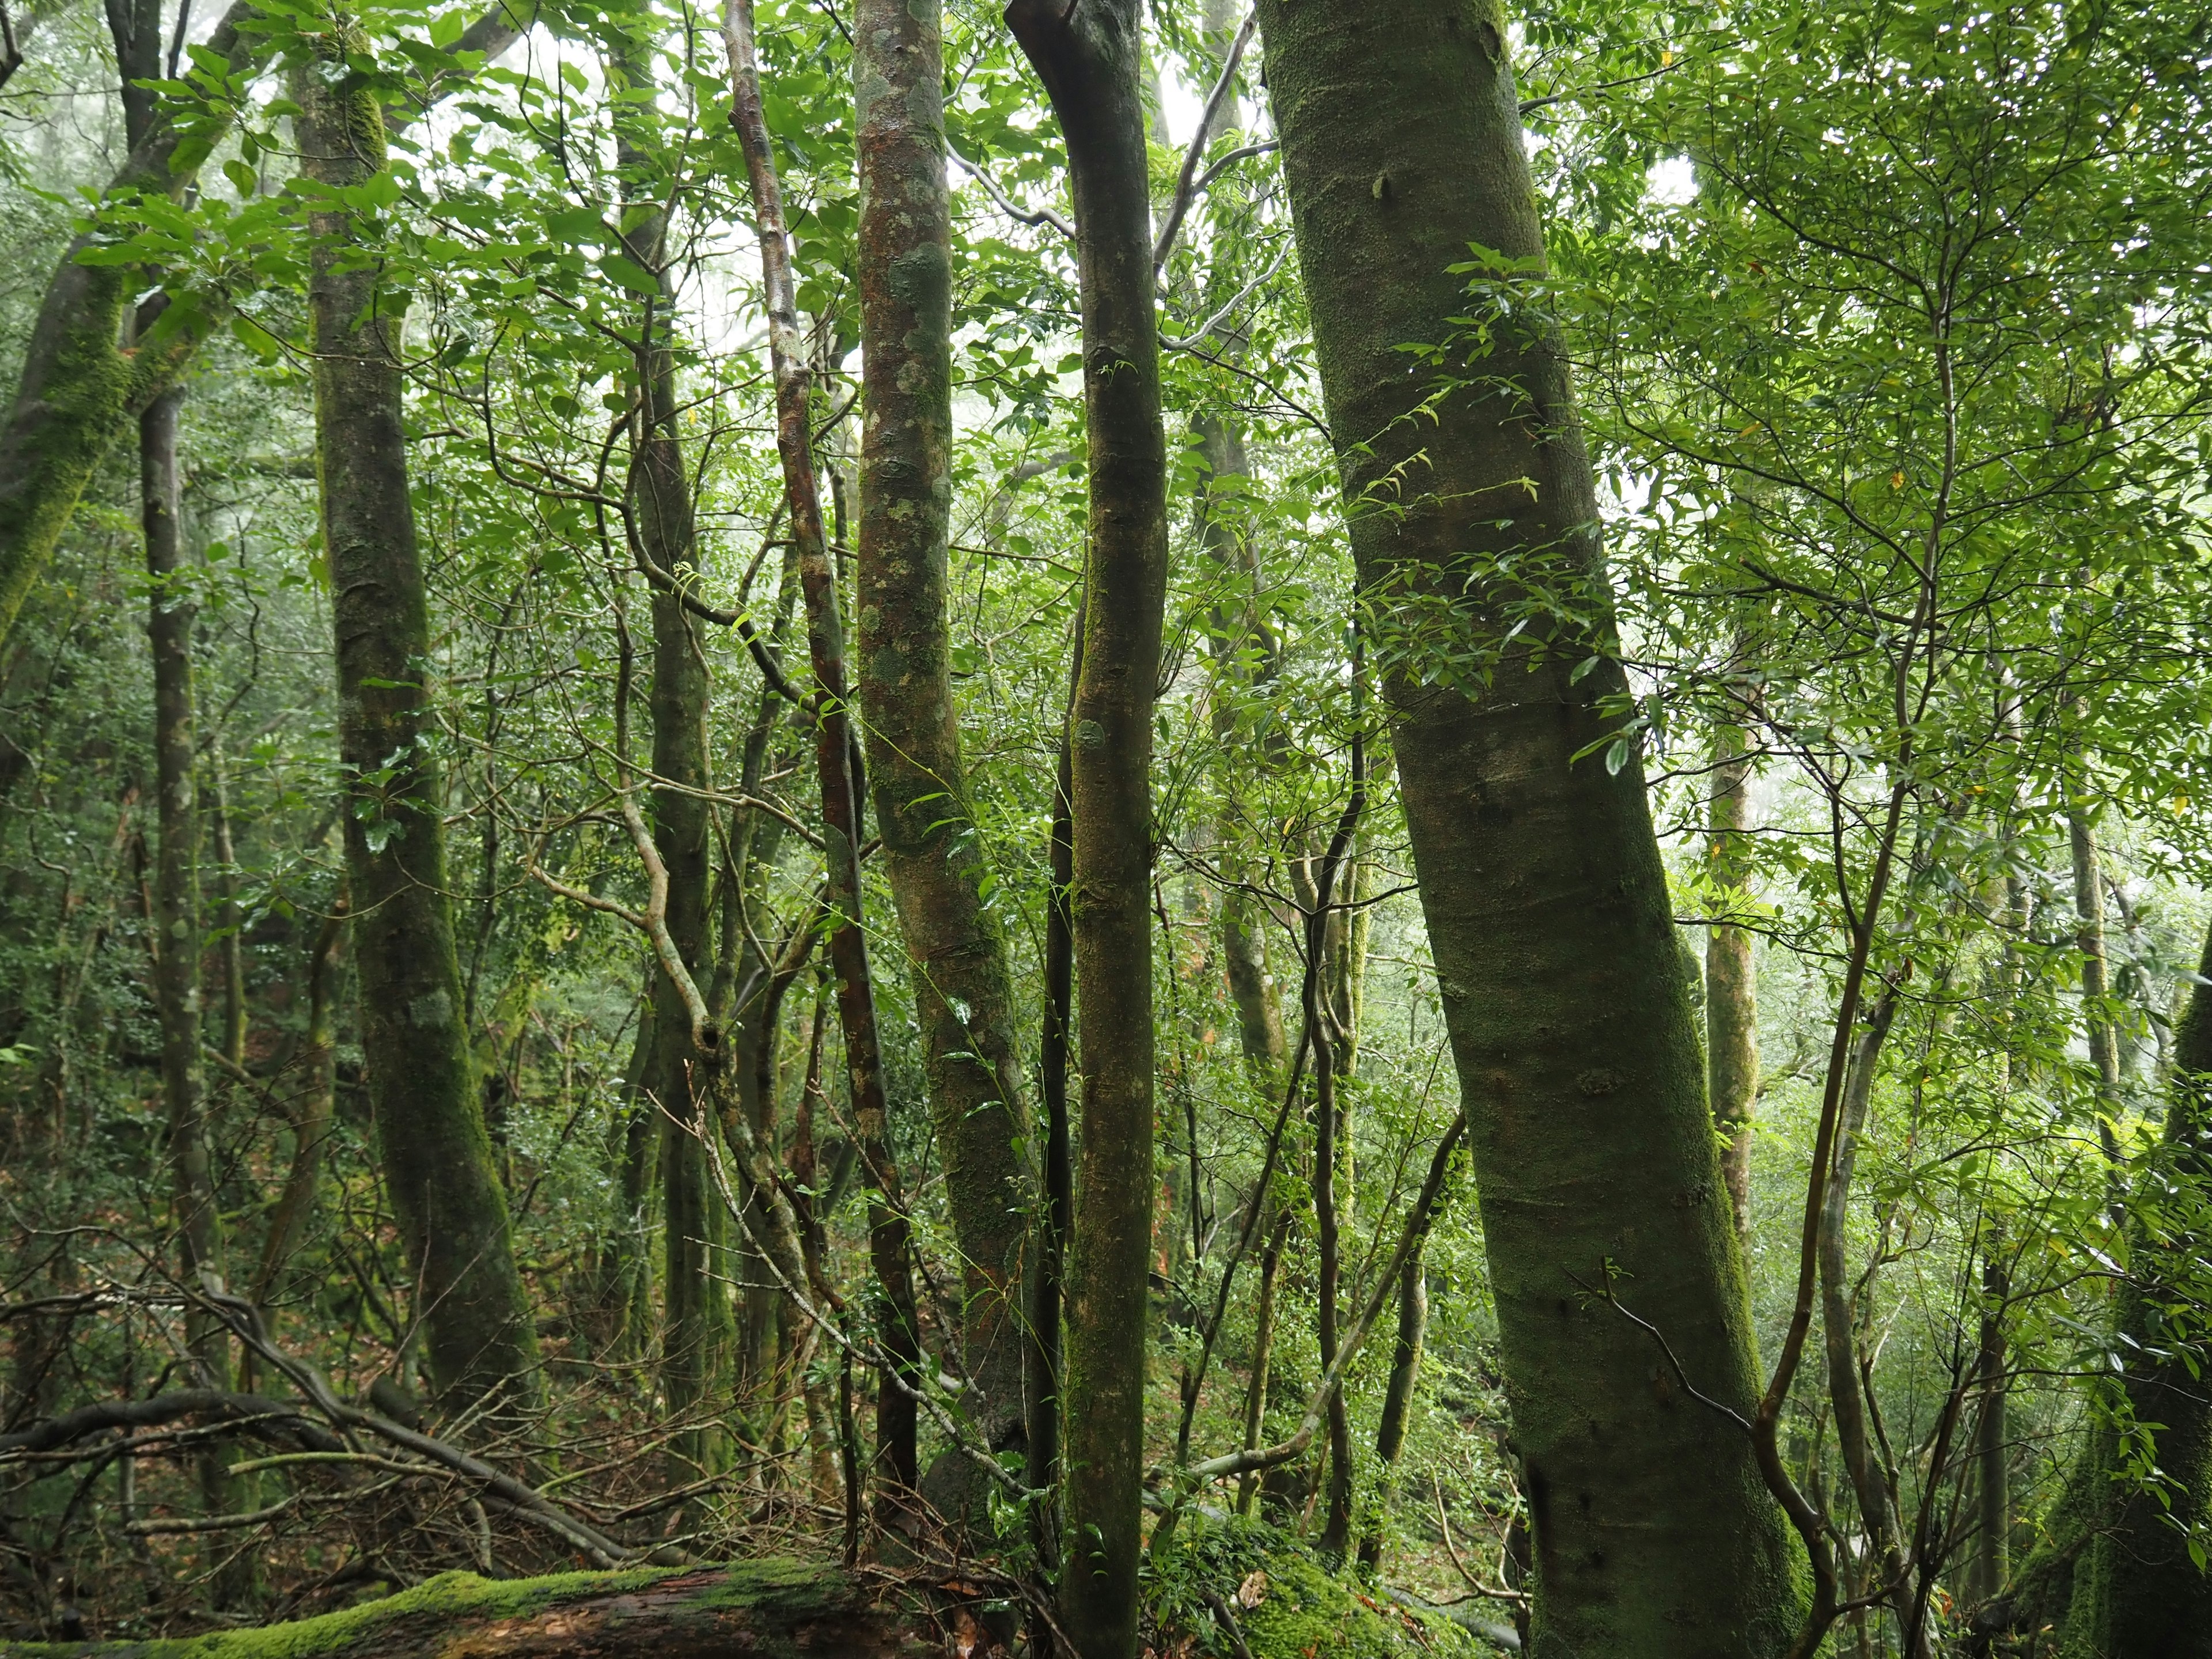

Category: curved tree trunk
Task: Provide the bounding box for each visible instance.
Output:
[1198,416,1289,1084]
[853,0,1036,1521]
[1003,5,1169,1654]
[1252,4,1800,1650]
[294,35,539,1410]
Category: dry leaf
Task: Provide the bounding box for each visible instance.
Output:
[1237,1569,1268,1609]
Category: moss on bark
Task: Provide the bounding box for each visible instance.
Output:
[12,1562,932,1659]
[1252,3,1800,1652]
[294,35,538,1407]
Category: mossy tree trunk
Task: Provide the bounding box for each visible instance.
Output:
[1198,416,1289,1086]
[853,0,1036,1520]
[15,1561,938,1659]
[1003,4,1168,1655]
[1253,4,1801,1651]
[294,33,539,1409]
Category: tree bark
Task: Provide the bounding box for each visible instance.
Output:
[208,734,248,1069]
[724,0,921,1529]
[16,1562,937,1658]
[1003,4,1168,1653]
[294,34,539,1408]
[251,896,347,1314]
[853,0,1036,1516]
[1252,4,1800,1650]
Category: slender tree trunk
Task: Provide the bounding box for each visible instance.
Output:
[607,21,732,1479]
[251,896,347,1317]
[1253,5,1800,1649]
[724,0,920,1529]
[853,0,1036,1521]
[1004,6,1168,1653]
[1968,1248,2008,1607]
[1816,993,1921,1652]
[207,735,248,1069]
[106,0,237,1567]
[1198,417,1289,1084]
[1708,716,1759,1240]
[144,380,235,1537]
[294,35,538,1408]
[2070,805,2128,1221]
[1355,1244,1429,1572]
[1029,597,1082,1563]
[1234,1207,1290,1517]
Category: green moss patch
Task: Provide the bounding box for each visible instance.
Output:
[1145,1517,1508,1659]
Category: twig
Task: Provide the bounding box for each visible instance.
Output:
[1152,9,1258,270]
[947,142,1075,240]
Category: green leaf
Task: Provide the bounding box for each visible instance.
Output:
[601,253,661,296]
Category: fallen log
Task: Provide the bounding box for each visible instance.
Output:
[10,1560,940,1658]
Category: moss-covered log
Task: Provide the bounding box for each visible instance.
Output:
[14,1563,937,1659]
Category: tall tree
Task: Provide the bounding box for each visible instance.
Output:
[852,0,1036,1514]
[1004,2,1168,1654]
[293,22,539,1407]
[1252,3,1801,1649]
[724,0,922,1527]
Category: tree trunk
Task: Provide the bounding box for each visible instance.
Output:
[2070,805,2127,1224]
[1816,994,1921,1652]
[1707,717,1759,1240]
[20,1561,937,1658]
[1355,1244,1429,1573]
[724,0,921,1529]
[250,896,347,1315]
[1252,5,1801,1650]
[207,734,248,1069]
[1004,5,1168,1654]
[2062,914,2212,1657]
[853,0,1037,1520]
[608,19,733,1480]
[294,36,539,1409]
[1028,597,1082,1561]
[1198,417,1289,1084]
